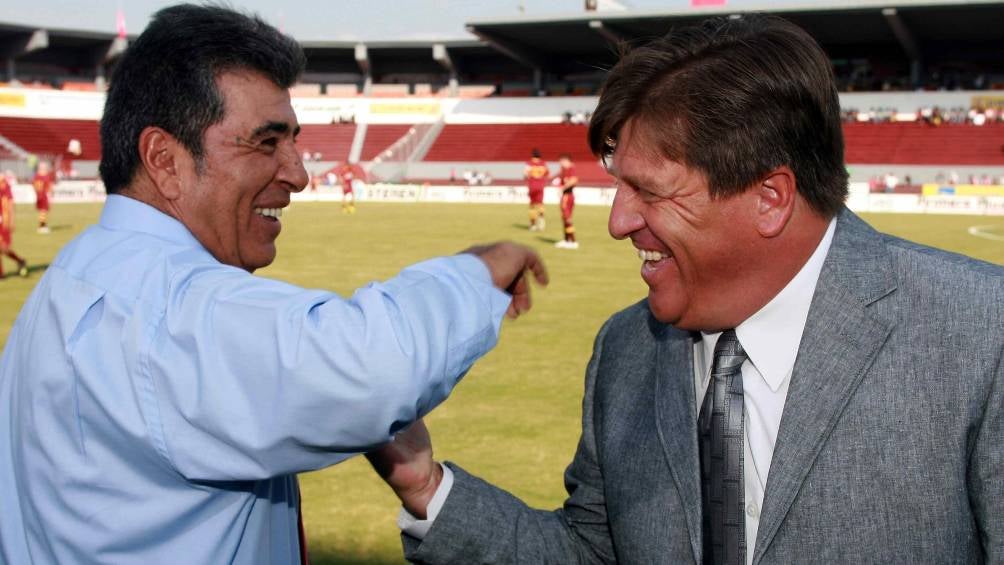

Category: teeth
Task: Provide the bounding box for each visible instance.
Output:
[254,208,284,218]
[637,249,666,262]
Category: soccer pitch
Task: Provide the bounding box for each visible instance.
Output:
[0,201,1001,564]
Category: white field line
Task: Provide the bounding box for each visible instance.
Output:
[967,225,1004,242]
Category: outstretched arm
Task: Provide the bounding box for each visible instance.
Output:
[142,242,547,481]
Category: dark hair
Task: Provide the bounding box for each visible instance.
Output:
[589,14,847,216]
[531,148,541,159]
[559,153,571,160]
[99,3,306,193]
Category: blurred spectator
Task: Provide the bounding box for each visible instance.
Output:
[831,104,1004,126]
[462,170,491,186]
[884,172,899,193]
[561,110,591,125]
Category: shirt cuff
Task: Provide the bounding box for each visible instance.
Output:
[413,253,511,322]
[397,463,454,539]
[454,253,510,300]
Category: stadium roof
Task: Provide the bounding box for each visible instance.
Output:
[465,0,1004,76]
[2,0,1002,89]
[0,23,126,75]
[298,39,520,83]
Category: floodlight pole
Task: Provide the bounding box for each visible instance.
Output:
[0,29,48,83]
[93,36,128,90]
[433,44,459,97]
[355,43,372,95]
[882,8,922,88]
[466,25,547,95]
[588,20,626,45]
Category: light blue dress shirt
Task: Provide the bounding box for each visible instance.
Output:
[0,195,511,564]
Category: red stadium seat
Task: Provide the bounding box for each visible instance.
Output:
[0,116,101,160]
[296,123,356,162]
[842,122,1004,165]
[425,124,594,162]
[361,125,413,161]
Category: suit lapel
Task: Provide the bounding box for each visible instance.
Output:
[752,211,897,564]
[654,325,703,563]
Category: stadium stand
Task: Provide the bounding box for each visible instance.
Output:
[289,83,323,97]
[0,116,100,160]
[326,84,361,97]
[3,1,1004,187]
[456,85,496,98]
[61,81,100,92]
[370,84,411,97]
[360,124,414,161]
[295,123,356,163]
[424,124,593,162]
[843,122,1004,165]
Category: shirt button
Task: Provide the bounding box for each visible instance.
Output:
[746,502,759,519]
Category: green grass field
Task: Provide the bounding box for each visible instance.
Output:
[1,201,1002,564]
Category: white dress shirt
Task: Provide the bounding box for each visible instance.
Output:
[695,218,835,564]
[402,219,838,563]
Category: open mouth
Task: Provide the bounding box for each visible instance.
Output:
[637,248,674,275]
[637,249,674,263]
[637,249,667,262]
[254,207,284,221]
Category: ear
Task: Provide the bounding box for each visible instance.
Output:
[754,166,797,238]
[137,126,184,200]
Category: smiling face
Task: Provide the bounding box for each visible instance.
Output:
[607,119,762,331]
[171,71,307,272]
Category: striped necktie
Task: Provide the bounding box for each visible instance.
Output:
[698,330,748,565]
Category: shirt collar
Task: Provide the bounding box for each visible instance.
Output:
[99,194,203,248]
[700,218,837,392]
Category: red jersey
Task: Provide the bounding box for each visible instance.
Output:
[558,164,578,192]
[0,178,13,244]
[525,158,550,191]
[33,171,54,211]
[32,172,54,194]
[333,164,360,192]
[0,177,12,210]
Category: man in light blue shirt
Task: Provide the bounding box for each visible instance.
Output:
[0,5,546,563]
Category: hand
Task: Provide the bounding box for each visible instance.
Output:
[366,420,442,519]
[461,241,549,319]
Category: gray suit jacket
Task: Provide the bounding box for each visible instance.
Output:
[404,210,1003,564]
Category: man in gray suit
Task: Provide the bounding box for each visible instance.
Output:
[367,14,1003,564]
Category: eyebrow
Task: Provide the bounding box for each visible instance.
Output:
[248,121,301,139]
[616,171,655,190]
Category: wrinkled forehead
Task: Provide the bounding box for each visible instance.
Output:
[607,115,690,173]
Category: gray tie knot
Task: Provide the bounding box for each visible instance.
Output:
[712,330,747,376]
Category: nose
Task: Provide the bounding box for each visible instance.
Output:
[278,140,309,193]
[608,183,643,240]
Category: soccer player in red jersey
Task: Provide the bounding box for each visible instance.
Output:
[0,174,28,278]
[336,162,357,214]
[32,161,55,234]
[554,153,579,249]
[524,148,549,231]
